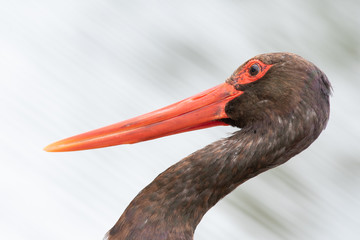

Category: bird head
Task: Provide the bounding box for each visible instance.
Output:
[44,53,331,152]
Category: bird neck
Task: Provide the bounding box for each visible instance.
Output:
[107,107,325,240]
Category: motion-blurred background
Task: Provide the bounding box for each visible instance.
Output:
[1,1,359,239]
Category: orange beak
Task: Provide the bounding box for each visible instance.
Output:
[44,82,243,152]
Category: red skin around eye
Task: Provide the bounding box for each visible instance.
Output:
[233,59,273,85]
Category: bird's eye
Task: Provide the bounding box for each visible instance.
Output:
[249,64,260,76]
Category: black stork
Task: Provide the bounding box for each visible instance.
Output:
[45,52,331,240]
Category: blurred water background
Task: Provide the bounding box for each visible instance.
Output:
[1,1,360,239]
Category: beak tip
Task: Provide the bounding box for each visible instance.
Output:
[44,141,65,152]
[43,144,56,152]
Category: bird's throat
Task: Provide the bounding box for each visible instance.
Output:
[106,107,327,240]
